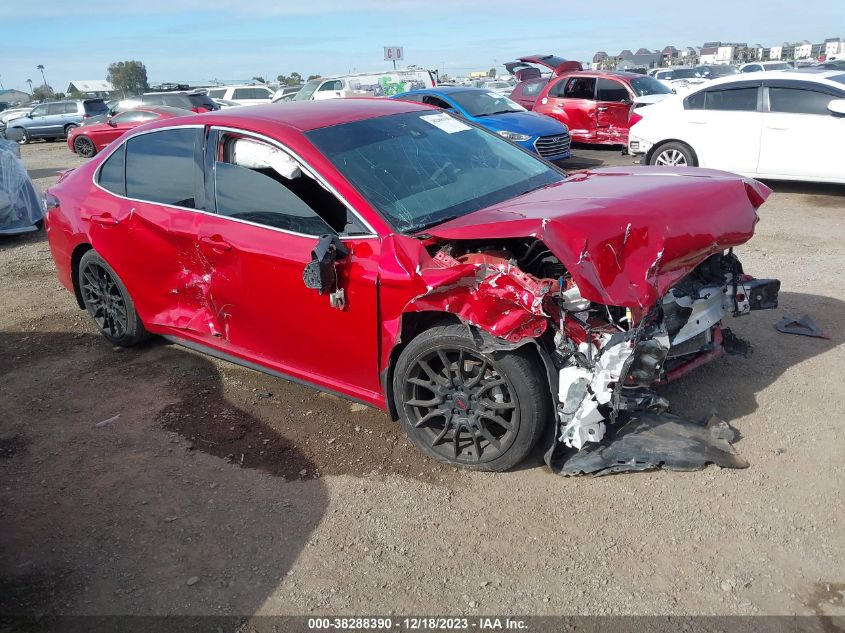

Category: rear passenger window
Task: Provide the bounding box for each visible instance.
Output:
[63,103,78,114]
[207,89,225,99]
[704,87,758,111]
[125,128,201,208]
[232,88,252,100]
[98,144,127,196]
[769,87,836,115]
[523,82,544,97]
[596,78,630,102]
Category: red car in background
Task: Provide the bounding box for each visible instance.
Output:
[532,70,673,145]
[67,106,192,157]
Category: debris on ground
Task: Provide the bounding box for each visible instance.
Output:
[554,413,749,476]
[775,314,830,339]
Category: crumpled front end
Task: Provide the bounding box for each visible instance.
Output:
[547,249,779,461]
[396,170,780,473]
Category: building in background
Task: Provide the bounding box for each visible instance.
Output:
[66,80,115,99]
[0,89,30,105]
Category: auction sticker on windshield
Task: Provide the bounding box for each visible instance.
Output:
[420,113,472,133]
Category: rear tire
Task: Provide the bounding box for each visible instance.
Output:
[78,250,149,347]
[649,141,697,167]
[64,124,78,137]
[393,324,550,471]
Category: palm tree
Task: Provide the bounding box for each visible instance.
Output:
[37,64,47,87]
[26,78,33,94]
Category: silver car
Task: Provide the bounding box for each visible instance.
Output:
[6,99,109,144]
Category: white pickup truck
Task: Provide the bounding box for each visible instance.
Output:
[284,70,436,102]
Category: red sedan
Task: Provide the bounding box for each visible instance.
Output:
[532,70,673,145]
[67,106,191,157]
[44,99,779,472]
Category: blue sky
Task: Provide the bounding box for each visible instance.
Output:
[2,0,843,93]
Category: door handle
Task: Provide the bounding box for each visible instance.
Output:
[199,235,232,252]
[88,213,120,226]
[597,106,608,112]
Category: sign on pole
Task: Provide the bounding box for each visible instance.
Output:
[384,46,404,61]
[384,46,404,69]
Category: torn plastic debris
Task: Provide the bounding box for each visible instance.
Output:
[0,138,43,235]
[775,314,830,339]
[553,413,749,476]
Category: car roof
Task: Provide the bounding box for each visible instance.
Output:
[155,98,429,133]
[702,70,845,89]
[401,86,491,96]
[209,84,271,89]
[557,70,645,81]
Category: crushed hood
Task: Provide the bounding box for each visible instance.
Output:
[426,166,769,308]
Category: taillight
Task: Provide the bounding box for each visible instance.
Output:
[44,192,60,212]
[82,114,90,119]
[629,111,643,126]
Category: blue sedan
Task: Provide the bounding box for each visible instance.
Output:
[391,87,571,161]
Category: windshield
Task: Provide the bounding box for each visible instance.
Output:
[669,68,698,79]
[766,63,791,70]
[628,76,673,96]
[307,111,562,233]
[293,80,321,101]
[449,91,525,116]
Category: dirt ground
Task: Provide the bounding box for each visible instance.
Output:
[1,140,843,621]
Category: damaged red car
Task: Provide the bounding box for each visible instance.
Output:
[44,99,780,473]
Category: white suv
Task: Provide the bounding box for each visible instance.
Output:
[205,85,274,106]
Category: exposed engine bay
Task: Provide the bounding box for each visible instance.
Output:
[427,237,780,473]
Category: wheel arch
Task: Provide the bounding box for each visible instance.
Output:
[383,311,462,421]
[70,243,94,309]
[646,138,699,166]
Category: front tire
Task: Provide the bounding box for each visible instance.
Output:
[78,250,148,347]
[393,324,550,471]
[649,141,697,167]
[73,135,97,157]
[15,128,30,145]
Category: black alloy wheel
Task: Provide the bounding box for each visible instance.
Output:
[394,324,550,471]
[80,260,129,340]
[74,135,96,157]
[78,250,148,346]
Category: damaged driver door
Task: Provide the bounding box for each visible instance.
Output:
[191,129,383,402]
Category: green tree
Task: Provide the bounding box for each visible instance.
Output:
[276,72,304,86]
[252,76,266,83]
[32,85,53,101]
[67,87,85,100]
[107,60,149,97]
[487,67,496,77]
[307,74,320,81]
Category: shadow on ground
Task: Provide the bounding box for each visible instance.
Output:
[661,291,843,425]
[0,331,328,624]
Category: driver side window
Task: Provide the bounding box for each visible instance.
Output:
[30,105,48,117]
[211,132,366,236]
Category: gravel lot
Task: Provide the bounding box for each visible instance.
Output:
[1,140,843,620]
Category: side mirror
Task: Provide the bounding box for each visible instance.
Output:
[828,99,845,117]
[26,113,33,118]
[107,117,117,127]
[302,234,349,307]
